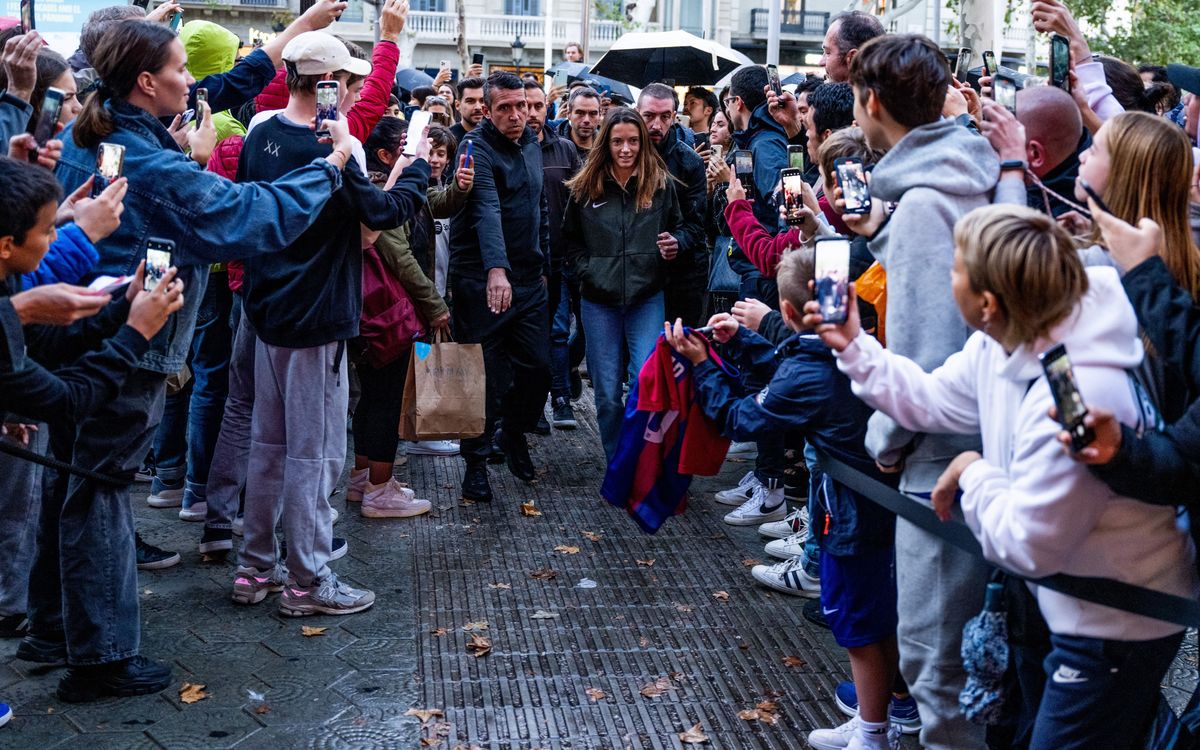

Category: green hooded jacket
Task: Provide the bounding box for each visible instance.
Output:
[180,20,248,143]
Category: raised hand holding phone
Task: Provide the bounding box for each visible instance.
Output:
[803,282,861,352]
[186,97,216,166]
[1053,405,1121,464]
[455,152,474,191]
[128,265,185,341]
[3,32,40,104]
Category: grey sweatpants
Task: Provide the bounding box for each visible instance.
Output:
[896,514,990,750]
[0,424,48,617]
[240,337,347,587]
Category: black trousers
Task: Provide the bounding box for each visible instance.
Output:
[451,275,550,464]
[352,354,408,463]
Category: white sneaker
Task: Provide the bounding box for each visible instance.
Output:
[723,485,786,526]
[714,471,763,506]
[179,502,207,522]
[758,506,810,539]
[362,479,432,519]
[764,529,809,559]
[232,514,244,537]
[407,440,460,456]
[146,486,184,508]
[727,441,758,457]
[808,717,899,750]
[331,507,340,525]
[750,557,821,597]
[347,468,368,503]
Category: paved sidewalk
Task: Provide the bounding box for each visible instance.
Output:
[1,404,914,748]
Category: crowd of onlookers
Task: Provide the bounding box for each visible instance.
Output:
[0,0,1199,747]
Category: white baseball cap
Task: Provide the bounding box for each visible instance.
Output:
[282,31,372,77]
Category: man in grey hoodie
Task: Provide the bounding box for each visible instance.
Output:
[846,34,998,750]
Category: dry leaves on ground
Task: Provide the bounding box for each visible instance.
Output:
[254,704,270,715]
[461,620,489,632]
[678,724,710,744]
[781,656,806,668]
[520,502,542,517]
[738,700,780,725]
[582,531,602,541]
[585,687,606,702]
[674,603,693,613]
[301,626,327,637]
[639,676,675,698]
[487,582,512,590]
[404,708,445,724]
[635,558,655,567]
[430,627,447,637]
[529,568,558,580]
[741,558,760,567]
[179,683,208,704]
[465,634,492,658]
[712,590,730,602]
[554,545,580,555]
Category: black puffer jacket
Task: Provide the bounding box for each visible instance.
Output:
[540,125,582,276]
[562,174,683,307]
[655,123,707,276]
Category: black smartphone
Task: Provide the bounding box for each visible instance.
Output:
[733,149,754,200]
[815,236,852,325]
[994,73,1018,114]
[1078,177,1111,215]
[315,80,339,136]
[955,47,972,82]
[787,143,806,171]
[982,50,996,78]
[780,167,807,226]
[195,87,207,130]
[834,157,870,215]
[19,0,33,32]
[29,86,64,158]
[144,238,174,292]
[766,64,782,97]
[1040,343,1095,451]
[93,141,125,198]
[1050,34,1070,92]
[472,52,485,66]
[129,0,151,9]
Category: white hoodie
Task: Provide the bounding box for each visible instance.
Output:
[835,266,1197,640]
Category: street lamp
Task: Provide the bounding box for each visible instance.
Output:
[511,33,526,69]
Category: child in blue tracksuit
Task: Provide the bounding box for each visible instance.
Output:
[665,248,903,749]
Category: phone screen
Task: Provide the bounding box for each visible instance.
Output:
[1040,345,1094,448]
[20,0,32,31]
[781,169,807,226]
[787,145,805,171]
[815,238,851,324]
[982,51,996,78]
[1051,35,1070,91]
[955,48,972,81]
[93,142,126,197]
[766,64,782,96]
[144,240,173,292]
[169,10,182,31]
[994,76,1017,113]
[734,150,754,199]
[316,82,339,135]
[404,110,432,155]
[463,139,473,168]
[836,159,870,214]
[31,87,64,147]
[472,52,485,66]
[195,88,207,130]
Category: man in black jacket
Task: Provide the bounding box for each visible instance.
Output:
[451,71,552,502]
[525,79,582,430]
[638,83,707,326]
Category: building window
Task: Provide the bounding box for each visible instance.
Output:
[504,0,540,15]
[410,0,445,10]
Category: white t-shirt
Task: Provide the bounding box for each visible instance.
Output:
[433,216,450,297]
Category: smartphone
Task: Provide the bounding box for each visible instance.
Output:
[144,238,174,292]
[1040,343,1095,451]
[677,113,691,129]
[404,109,432,155]
[463,138,473,168]
[981,50,997,78]
[440,59,449,70]
[780,167,807,226]
[19,0,32,32]
[994,73,1018,114]
[169,10,182,31]
[1050,34,1071,92]
[179,108,195,127]
[814,236,852,325]
[1077,177,1111,215]
[787,143,806,171]
[472,52,485,66]
[694,325,715,336]
[315,80,339,136]
[955,47,972,81]
[766,64,782,97]
[129,0,151,8]
[710,143,723,163]
[834,157,870,215]
[195,87,207,130]
[93,142,126,198]
[733,149,754,200]
[29,87,64,154]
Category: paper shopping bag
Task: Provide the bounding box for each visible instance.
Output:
[400,334,486,440]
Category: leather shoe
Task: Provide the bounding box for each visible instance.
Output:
[57,655,172,703]
[16,633,66,663]
[496,427,536,482]
[461,462,493,502]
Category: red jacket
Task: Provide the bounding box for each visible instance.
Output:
[723,198,802,279]
[207,136,246,292]
[348,40,399,142]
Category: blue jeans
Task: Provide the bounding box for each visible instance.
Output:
[0,424,48,617]
[581,292,664,461]
[204,296,252,531]
[803,442,821,578]
[551,272,585,401]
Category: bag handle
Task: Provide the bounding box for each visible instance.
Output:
[0,437,129,485]
[432,327,455,344]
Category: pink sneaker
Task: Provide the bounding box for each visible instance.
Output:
[362,479,432,519]
[346,467,368,502]
[231,564,286,605]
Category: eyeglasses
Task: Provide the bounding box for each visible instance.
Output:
[723,96,738,108]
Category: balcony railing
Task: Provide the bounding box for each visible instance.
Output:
[749,8,830,38]
[180,0,286,8]
[405,11,658,48]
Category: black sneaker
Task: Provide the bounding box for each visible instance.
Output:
[198,527,233,556]
[803,598,831,630]
[487,435,506,464]
[551,398,577,429]
[0,613,28,639]
[533,415,552,436]
[16,633,65,663]
[461,462,493,502]
[280,537,348,562]
[496,427,535,482]
[56,655,172,703]
[569,368,583,401]
[136,534,181,571]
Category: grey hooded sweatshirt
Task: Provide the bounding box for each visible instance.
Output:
[866,117,999,492]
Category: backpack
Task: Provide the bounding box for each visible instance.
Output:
[357,243,425,368]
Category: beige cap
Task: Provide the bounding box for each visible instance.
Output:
[282,31,372,77]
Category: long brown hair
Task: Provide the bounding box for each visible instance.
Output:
[565,107,669,210]
[74,21,177,149]
[1091,111,1200,299]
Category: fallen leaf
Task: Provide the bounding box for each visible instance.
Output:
[432,721,452,737]
[739,643,750,650]
[678,724,710,744]
[430,627,447,637]
[554,544,580,554]
[638,636,650,647]
[255,704,270,715]
[737,709,760,721]
[756,700,779,713]
[639,676,674,698]
[674,603,693,613]
[460,499,476,507]
[45,707,55,714]
[635,558,655,567]
[487,582,512,590]
[582,531,602,541]
[530,610,560,619]
[529,568,558,580]
[712,590,730,601]
[301,626,327,637]
[585,687,606,702]
[781,655,806,668]
[741,558,760,567]
[179,682,208,704]
[419,739,438,747]
[465,633,492,658]
[404,708,445,724]
[520,502,542,517]
[461,620,489,632]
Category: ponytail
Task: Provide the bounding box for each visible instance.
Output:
[72,21,176,149]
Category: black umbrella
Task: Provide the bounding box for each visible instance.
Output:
[781,71,813,86]
[581,74,635,104]
[394,68,435,93]
[590,29,753,87]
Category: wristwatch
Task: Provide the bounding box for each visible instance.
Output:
[1000,159,1027,173]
